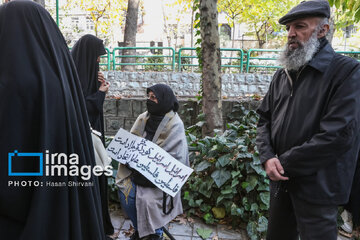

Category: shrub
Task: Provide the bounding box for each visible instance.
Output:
[183,106,269,240]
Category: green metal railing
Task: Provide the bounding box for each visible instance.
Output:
[335,51,360,62]
[99,48,111,70]
[178,48,245,72]
[112,47,176,71]
[67,46,360,72]
[221,48,245,73]
[177,48,198,71]
[245,49,283,73]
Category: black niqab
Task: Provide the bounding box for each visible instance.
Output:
[145,84,179,141]
[71,34,107,140]
[0,2,105,239]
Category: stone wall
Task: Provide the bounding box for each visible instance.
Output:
[104,98,261,136]
[103,72,269,135]
[104,72,272,98]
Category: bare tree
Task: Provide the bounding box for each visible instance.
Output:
[121,0,140,71]
[200,0,223,137]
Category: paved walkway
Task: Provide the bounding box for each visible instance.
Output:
[110,209,247,240]
[110,207,357,240]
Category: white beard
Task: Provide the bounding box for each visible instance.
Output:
[279,30,320,71]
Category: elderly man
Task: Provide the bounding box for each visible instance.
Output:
[256,1,360,239]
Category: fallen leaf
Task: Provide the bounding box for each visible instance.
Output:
[196,228,212,239]
[187,217,195,224]
[174,214,187,225]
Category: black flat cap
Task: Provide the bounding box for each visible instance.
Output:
[279,0,330,25]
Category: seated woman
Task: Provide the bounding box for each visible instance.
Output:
[115,84,189,240]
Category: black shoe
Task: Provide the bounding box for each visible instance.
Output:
[130,231,140,240]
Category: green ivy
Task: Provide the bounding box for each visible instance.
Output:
[183,106,269,239]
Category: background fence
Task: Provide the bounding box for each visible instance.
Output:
[98,47,360,73]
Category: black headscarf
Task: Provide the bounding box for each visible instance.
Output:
[0,2,105,239]
[71,35,106,140]
[145,84,179,141]
[71,34,106,97]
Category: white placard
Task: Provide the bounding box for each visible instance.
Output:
[106,128,193,197]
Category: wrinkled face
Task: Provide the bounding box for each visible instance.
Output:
[147,91,158,103]
[285,17,327,50]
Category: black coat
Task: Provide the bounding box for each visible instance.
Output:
[256,42,360,205]
[0,2,105,239]
[71,35,106,142]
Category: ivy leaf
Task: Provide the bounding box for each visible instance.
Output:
[212,207,226,219]
[231,178,239,188]
[246,222,257,240]
[196,228,213,239]
[195,12,201,20]
[257,216,268,232]
[195,160,212,172]
[250,162,264,175]
[203,213,215,224]
[218,154,231,167]
[195,199,203,206]
[260,192,270,208]
[231,203,244,217]
[183,191,190,201]
[188,133,197,142]
[211,169,231,187]
[250,203,258,212]
[241,181,249,189]
[245,175,258,192]
[216,195,224,205]
[221,187,233,195]
[231,170,241,178]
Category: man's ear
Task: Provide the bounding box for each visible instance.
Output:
[318,24,330,38]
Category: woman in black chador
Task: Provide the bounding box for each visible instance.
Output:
[71,34,110,142]
[0,1,105,240]
[71,35,114,237]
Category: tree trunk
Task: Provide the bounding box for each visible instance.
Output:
[327,16,335,44]
[34,0,45,8]
[200,0,223,137]
[121,0,140,72]
[229,18,235,70]
[190,6,194,72]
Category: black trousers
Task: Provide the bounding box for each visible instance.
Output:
[266,182,338,240]
[98,174,114,235]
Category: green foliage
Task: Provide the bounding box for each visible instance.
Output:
[143,55,167,72]
[184,105,269,239]
[329,0,360,22]
[196,228,213,239]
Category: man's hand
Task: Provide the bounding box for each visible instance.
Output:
[264,158,289,181]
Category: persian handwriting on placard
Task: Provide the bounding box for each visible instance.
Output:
[136,162,160,178]
[107,128,194,196]
[108,146,121,156]
[112,138,188,181]
[154,177,180,193]
[165,164,189,182]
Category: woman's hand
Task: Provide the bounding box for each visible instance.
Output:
[98,72,110,92]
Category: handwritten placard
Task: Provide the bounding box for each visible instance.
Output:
[106,128,193,197]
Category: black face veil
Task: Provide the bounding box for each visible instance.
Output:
[0,1,105,239]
